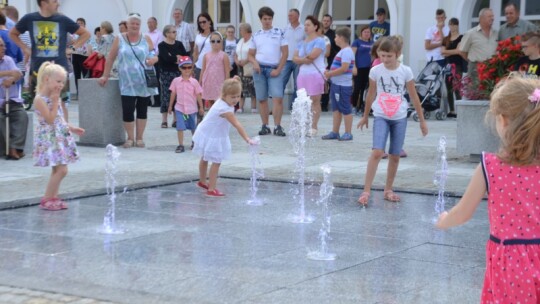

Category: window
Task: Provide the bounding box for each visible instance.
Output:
[314,0,389,40]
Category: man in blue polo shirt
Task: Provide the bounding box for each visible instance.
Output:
[249,6,288,137]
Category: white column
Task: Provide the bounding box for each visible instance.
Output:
[406,0,440,75]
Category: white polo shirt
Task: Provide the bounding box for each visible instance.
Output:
[250,27,287,67]
[284,23,305,61]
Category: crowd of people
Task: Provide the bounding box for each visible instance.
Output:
[1,2,540,302]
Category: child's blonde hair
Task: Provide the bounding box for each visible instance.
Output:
[35,61,67,93]
[377,35,403,54]
[489,76,540,165]
[221,78,242,97]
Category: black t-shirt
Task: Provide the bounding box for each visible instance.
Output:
[158,41,188,72]
[324,29,339,69]
[445,35,463,67]
[514,56,540,76]
[15,12,80,73]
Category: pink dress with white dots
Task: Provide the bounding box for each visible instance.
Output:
[481,152,540,303]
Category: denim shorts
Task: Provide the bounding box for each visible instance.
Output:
[372,116,408,155]
[175,111,197,131]
[330,83,353,115]
[252,65,286,101]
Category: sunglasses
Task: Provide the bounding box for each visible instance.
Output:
[169,31,177,34]
[210,40,221,44]
[129,13,140,17]
[198,20,207,24]
[181,66,193,70]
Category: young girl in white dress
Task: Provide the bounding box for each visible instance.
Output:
[192,78,255,197]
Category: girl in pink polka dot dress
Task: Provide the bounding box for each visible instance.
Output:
[437,76,540,304]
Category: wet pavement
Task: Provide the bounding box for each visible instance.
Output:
[0,100,488,303]
[0,179,487,304]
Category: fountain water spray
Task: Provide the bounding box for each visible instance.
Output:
[307,164,336,260]
[288,88,315,223]
[247,136,264,206]
[98,144,125,234]
[433,136,448,222]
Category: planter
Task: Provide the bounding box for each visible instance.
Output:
[456,100,500,158]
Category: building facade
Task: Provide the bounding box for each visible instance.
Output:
[8,0,540,74]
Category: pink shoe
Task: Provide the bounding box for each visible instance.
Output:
[39,197,62,211]
[53,198,68,209]
[206,189,225,197]
[197,181,209,190]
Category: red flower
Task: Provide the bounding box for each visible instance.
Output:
[453,35,523,100]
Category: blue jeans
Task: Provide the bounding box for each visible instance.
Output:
[282,60,299,109]
[253,65,286,101]
[372,116,408,155]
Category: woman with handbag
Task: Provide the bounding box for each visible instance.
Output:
[293,15,326,137]
[192,12,214,83]
[98,13,158,149]
[234,23,257,113]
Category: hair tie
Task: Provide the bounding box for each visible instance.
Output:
[528,88,540,106]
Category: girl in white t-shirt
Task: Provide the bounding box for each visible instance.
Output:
[356,36,428,206]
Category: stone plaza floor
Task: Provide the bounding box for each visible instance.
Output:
[0,178,487,304]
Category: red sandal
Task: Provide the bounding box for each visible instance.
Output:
[357,192,370,207]
[39,198,62,211]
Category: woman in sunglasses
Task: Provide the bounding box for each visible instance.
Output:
[192,13,214,81]
[158,24,188,128]
[200,31,230,109]
[98,13,159,148]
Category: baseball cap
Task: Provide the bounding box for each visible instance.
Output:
[376,8,386,15]
[178,56,193,67]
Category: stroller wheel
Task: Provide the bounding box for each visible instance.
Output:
[412,112,419,122]
[435,111,447,120]
[424,111,431,120]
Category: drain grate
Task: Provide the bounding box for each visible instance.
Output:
[147,145,178,151]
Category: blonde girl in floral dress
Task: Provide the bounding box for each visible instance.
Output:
[200,31,230,109]
[33,62,85,211]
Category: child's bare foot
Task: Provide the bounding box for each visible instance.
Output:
[383,190,400,202]
[358,192,370,206]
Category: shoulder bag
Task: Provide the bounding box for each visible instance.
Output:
[125,34,159,88]
[304,41,329,94]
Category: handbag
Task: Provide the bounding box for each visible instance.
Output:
[125,34,159,88]
[304,43,329,94]
[82,52,106,78]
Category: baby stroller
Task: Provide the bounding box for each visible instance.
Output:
[410,60,451,121]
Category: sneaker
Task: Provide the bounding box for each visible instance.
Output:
[447,112,457,118]
[172,121,177,128]
[339,132,353,141]
[251,109,258,113]
[236,109,243,113]
[206,189,226,197]
[274,125,286,137]
[197,181,209,190]
[175,145,185,153]
[258,125,271,135]
[321,131,340,140]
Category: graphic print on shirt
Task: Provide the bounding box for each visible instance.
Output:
[519,62,539,76]
[377,76,405,118]
[33,21,59,57]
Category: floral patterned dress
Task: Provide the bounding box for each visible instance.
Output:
[201,50,226,100]
[33,95,80,167]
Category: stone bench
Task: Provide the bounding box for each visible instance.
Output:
[78,78,125,147]
[0,111,33,157]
